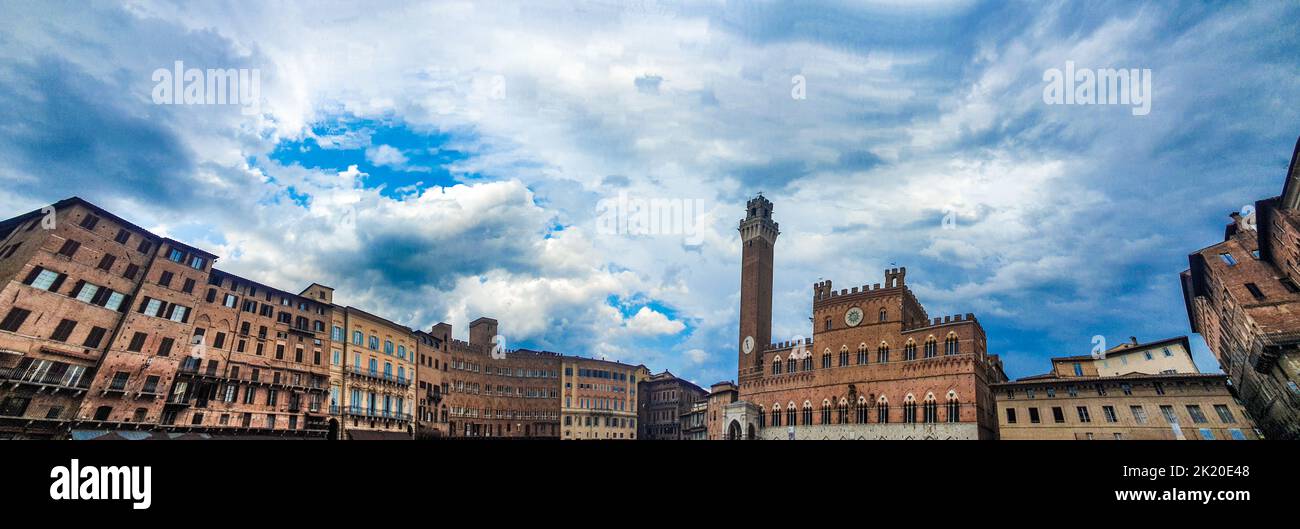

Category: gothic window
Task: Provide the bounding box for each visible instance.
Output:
[879,308,887,322]
[759,407,766,428]
[856,397,869,423]
[876,397,890,423]
[902,395,918,424]
[904,340,917,361]
[787,406,797,426]
[801,355,812,371]
[944,333,959,355]
[787,357,797,373]
[771,405,782,427]
[838,346,849,366]
[822,349,831,369]
[824,317,832,331]
[772,357,782,376]
[923,336,938,358]
[821,400,831,424]
[837,399,848,424]
[877,343,890,363]
[946,392,960,423]
[802,401,813,425]
[923,394,938,423]
[857,343,868,364]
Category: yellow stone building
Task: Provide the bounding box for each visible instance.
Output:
[560,357,648,440]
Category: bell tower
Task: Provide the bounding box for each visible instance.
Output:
[738,194,778,379]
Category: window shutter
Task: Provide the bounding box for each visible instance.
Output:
[48,273,67,293]
[22,266,42,285]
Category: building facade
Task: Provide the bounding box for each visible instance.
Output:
[436,318,562,438]
[726,195,1007,440]
[0,198,332,439]
[681,400,707,440]
[1182,136,1300,439]
[705,381,737,440]
[331,307,417,440]
[561,357,647,440]
[994,339,1258,440]
[638,370,706,440]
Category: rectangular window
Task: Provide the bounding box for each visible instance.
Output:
[1005,408,1017,424]
[0,308,32,332]
[189,256,206,270]
[74,282,100,303]
[96,254,116,271]
[30,269,62,291]
[50,319,77,342]
[114,229,131,244]
[123,263,139,280]
[1076,406,1091,423]
[1186,405,1208,424]
[1051,406,1065,423]
[1160,405,1178,424]
[1214,404,1236,423]
[1028,407,1040,424]
[127,332,148,352]
[79,215,99,230]
[157,337,174,356]
[182,278,195,294]
[58,239,81,257]
[83,326,108,348]
[168,248,184,262]
[158,271,173,287]
[1102,405,1117,423]
[223,294,237,308]
[1244,283,1266,301]
[137,240,152,254]
[1218,252,1237,266]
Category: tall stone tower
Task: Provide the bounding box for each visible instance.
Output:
[738,194,779,378]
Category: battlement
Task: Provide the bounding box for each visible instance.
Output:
[902,312,979,332]
[765,336,814,352]
[813,267,908,302]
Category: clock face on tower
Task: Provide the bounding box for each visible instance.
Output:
[743,335,755,354]
[845,307,864,327]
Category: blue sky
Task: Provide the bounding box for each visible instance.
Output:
[0,1,1297,386]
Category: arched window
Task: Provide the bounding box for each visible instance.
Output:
[787,356,797,373]
[771,404,782,427]
[902,394,918,424]
[787,403,797,426]
[923,336,938,358]
[837,398,848,424]
[772,357,782,376]
[879,308,887,322]
[923,393,938,423]
[801,354,812,371]
[876,397,890,423]
[877,343,890,363]
[856,397,869,423]
[824,317,832,331]
[802,401,813,425]
[904,339,917,361]
[946,391,960,423]
[820,399,831,424]
[838,346,849,367]
[758,406,766,428]
[857,343,868,364]
[821,349,831,369]
[945,333,959,355]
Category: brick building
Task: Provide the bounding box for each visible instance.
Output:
[433,318,563,438]
[1181,135,1300,439]
[723,194,1007,440]
[993,336,1258,440]
[638,370,706,440]
[704,381,737,440]
[0,198,331,438]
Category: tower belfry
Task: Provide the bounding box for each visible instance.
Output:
[738,194,779,378]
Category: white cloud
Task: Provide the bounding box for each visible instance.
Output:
[625,307,686,336]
